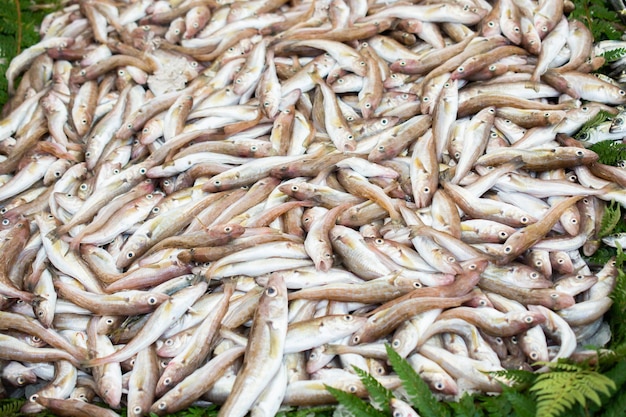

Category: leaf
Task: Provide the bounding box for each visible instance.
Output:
[529,361,616,417]
[448,393,484,417]
[501,388,536,417]
[598,381,626,417]
[589,140,626,166]
[0,399,26,417]
[478,394,513,417]
[385,344,450,417]
[599,200,622,238]
[325,385,387,417]
[488,369,537,389]
[351,366,393,415]
[600,47,626,63]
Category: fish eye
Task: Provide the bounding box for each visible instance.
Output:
[489,65,497,71]
[265,286,278,297]
[113,169,120,174]
[54,171,62,177]
[0,207,5,214]
[163,377,172,386]
[530,272,539,279]
[158,402,167,410]
[106,318,114,324]
[80,183,88,191]
[435,382,445,390]
[521,216,529,224]
[348,385,358,393]
[576,150,584,156]
[456,67,464,73]
[165,338,174,346]
[550,293,559,298]
[213,180,221,186]
[503,245,512,253]
[377,145,385,152]
[2,219,10,226]
[127,251,135,258]
[380,118,388,125]
[152,207,160,213]
[487,21,495,27]
[364,102,371,108]
[498,231,508,239]
[511,336,518,343]
[524,316,534,323]
[352,335,360,344]
[148,296,158,305]
[37,310,44,316]
[413,282,422,288]
[392,339,401,348]
[32,336,41,343]
[140,167,147,174]
[620,90,626,96]
[479,299,487,306]
[422,187,430,194]
[133,406,143,415]
[513,26,520,33]
[30,394,39,402]
[344,315,353,321]
[16,376,25,385]
[422,96,429,102]
[530,352,538,360]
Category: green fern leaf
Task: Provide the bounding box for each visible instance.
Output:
[385,344,450,417]
[599,200,622,238]
[530,361,616,417]
[0,399,25,417]
[478,394,513,417]
[351,366,393,415]
[589,140,626,166]
[488,369,537,389]
[501,387,536,417]
[600,47,626,63]
[575,111,614,141]
[448,393,484,417]
[598,380,626,417]
[325,385,387,417]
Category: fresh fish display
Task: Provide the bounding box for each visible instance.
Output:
[1,0,626,415]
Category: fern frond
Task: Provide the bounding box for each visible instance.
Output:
[589,140,626,166]
[599,200,622,238]
[448,393,484,417]
[501,387,536,417]
[477,394,513,417]
[575,110,615,141]
[488,369,537,389]
[601,47,626,63]
[0,399,26,417]
[325,385,387,417]
[385,344,450,417]
[351,366,393,415]
[529,361,616,417]
[597,381,626,417]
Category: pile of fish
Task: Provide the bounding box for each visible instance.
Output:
[2,0,626,415]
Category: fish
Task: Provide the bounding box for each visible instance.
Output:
[0,0,624,414]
